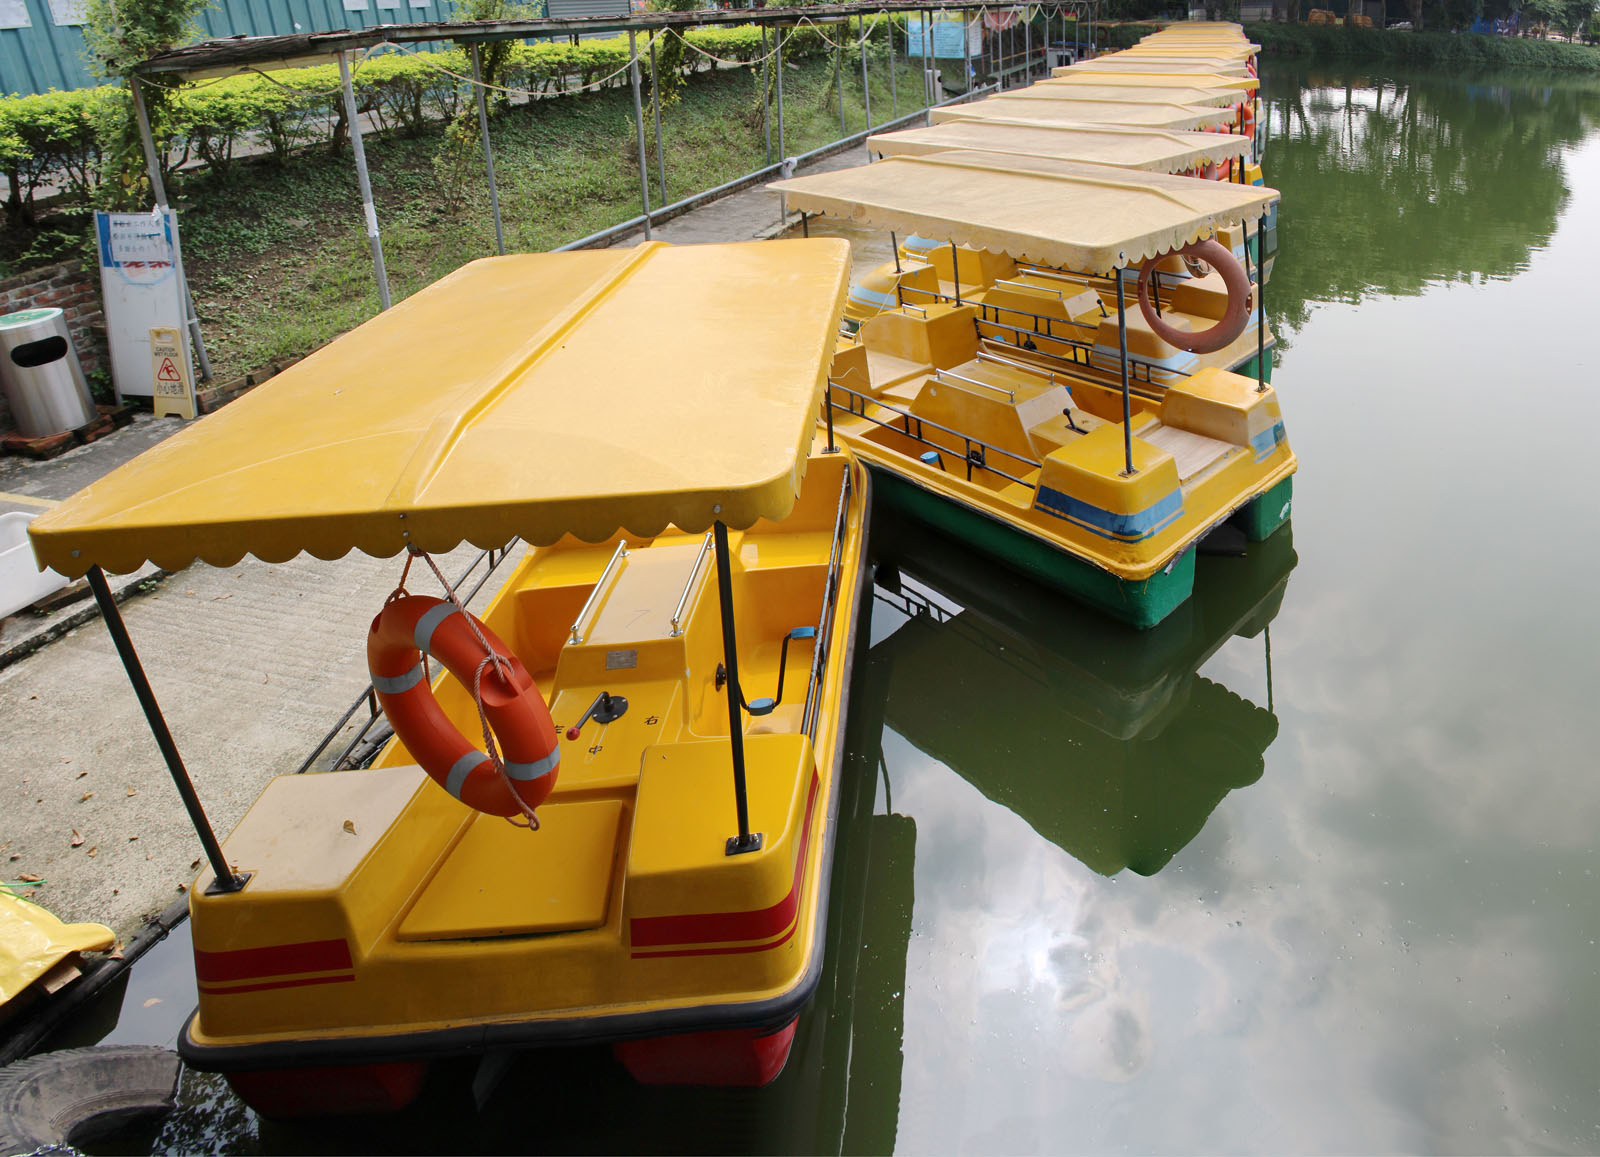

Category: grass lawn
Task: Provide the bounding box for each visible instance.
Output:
[178,53,930,382]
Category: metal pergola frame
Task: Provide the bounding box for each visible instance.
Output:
[126,0,1099,374]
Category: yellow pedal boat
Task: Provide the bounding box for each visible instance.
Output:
[28,239,873,1115]
[772,151,1293,628]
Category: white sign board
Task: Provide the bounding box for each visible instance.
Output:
[94,210,191,402]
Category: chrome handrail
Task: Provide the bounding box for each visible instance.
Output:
[993,278,1064,299]
[802,467,852,741]
[669,532,713,638]
[934,367,1014,403]
[977,348,1058,387]
[569,539,628,645]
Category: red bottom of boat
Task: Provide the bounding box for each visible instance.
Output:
[612,1017,798,1087]
[226,1060,428,1118]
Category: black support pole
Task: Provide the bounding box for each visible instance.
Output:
[712,522,762,856]
[1256,211,1268,392]
[86,566,244,894]
[1115,273,1134,476]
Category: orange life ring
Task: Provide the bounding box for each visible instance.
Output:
[367,595,559,817]
[1135,238,1252,356]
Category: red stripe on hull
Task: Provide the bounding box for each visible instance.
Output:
[199,973,355,996]
[195,938,353,983]
[630,770,820,953]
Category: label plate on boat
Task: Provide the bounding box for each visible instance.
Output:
[606,649,638,670]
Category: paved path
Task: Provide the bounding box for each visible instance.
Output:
[0,137,884,941]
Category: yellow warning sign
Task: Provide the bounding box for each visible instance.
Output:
[149,326,195,420]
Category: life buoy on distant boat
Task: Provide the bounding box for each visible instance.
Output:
[1136,238,1252,356]
[368,595,559,817]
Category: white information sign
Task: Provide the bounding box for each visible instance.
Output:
[0,0,31,28]
[94,210,191,403]
[48,0,86,25]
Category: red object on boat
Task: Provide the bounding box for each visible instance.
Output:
[612,1017,799,1087]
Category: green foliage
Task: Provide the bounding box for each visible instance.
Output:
[1245,19,1600,68]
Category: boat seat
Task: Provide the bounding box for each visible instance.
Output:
[1138,422,1236,483]
[864,349,934,393]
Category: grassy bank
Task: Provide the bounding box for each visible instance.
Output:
[147,53,923,382]
[1248,21,1600,70]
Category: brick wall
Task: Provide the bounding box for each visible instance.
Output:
[0,259,108,433]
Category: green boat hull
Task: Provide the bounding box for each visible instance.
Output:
[1235,347,1275,384]
[1229,475,1294,542]
[869,466,1196,630]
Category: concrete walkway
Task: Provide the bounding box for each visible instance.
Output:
[0,139,879,943]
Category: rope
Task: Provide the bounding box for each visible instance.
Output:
[379,36,644,99]
[791,11,887,51]
[388,549,540,831]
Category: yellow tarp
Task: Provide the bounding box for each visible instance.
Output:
[932,97,1236,131]
[867,120,1249,173]
[0,893,114,1005]
[30,240,852,578]
[1007,81,1241,109]
[771,150,1279,275]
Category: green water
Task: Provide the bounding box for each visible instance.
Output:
[56,61,1600,1155]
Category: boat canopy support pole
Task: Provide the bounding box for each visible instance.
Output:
[650,34,667,206]
[951,241,961,305]
[712,522,763,857]
[339,51,392,311]
[128,77,213,384]
[1256,212,1267,392]
[1115,272,1135,476]
[469,45,506,257]
[86,567,245,895]
[628,31,653,240]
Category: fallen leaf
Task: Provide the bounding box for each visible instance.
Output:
[128,835,139,842]
[190,858,202,870]
[75,770,87,779]
[142,997,162,1008]
[80,792,94,802]
[70,830,84,847]
[342,820,357,835]
[7,854,19,862]
[177,882,187,892]
[17,872,41,882]
[86,847,97,857]
[211,593,233,601]
[126,787,137,797]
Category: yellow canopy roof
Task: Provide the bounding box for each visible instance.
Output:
[866,120,1249,174]
[931,97,1237,132]
[30,240,852,578]
[1056,59,1252,78]
[1006,81,1241,109]
[770,151,1278,276]
[1043,70,1258,93]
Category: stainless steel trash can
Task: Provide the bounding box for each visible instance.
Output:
[0,307,96,438]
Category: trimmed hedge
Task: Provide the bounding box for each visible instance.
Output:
[0,23,858,219]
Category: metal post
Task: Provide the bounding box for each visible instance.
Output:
[712,522,761,855]
[1256,213,1268,392]
[923,9,935,108]
[650,34,667,206]
[627,31,653,240]
[338,52,392,311]
[86,567,243,894]
[776,26,787,160]
[861,20,872,128]
[469,45,505,257]
[889,8,898,118]
[1115,274,1134,475]
[761,25,773,164]
[951,240,961,305]
[1025,7,1032,84]
[128,77,213,383]
[836,36,847,136]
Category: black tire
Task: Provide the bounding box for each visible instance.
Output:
[0,1046,180,1154]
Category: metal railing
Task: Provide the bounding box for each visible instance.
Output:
[569,539,629,644]
[801,466,854,742]
[669,532,714,638]
[830,379,1039,487]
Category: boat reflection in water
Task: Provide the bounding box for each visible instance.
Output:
[868,520,1294,877]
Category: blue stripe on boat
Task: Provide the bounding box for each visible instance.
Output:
[1251,421,1286,462]
[1034,487,1185,542]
